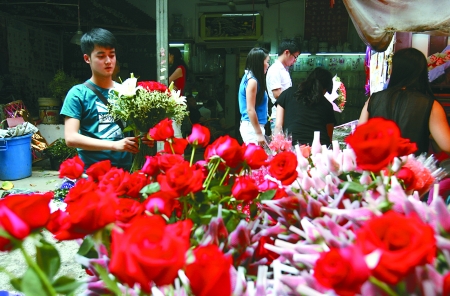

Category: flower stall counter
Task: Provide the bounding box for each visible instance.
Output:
[0,117,449,296]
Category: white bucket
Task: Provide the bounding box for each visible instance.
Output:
[38,97,61,124]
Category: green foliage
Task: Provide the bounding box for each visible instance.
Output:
[48,70,81,100]
[44,138,77,164]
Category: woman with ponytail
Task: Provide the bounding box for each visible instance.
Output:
[238,47,270,145]
[274,67,336,146]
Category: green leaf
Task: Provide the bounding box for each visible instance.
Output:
[36,239,61,280]
[225,215,241,233]
[21,268,47,296]
[210,184,232,194]
[259,189,276,201]
[77,236,95,257]
[10,277,23,292]
[204,190,220,203]
[140,183,160,196]
[53,276,83,294]
[123,125,134,133]
[95,263,122,295]
[339,181,365,193]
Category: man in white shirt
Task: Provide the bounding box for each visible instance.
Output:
[266,39,301,132]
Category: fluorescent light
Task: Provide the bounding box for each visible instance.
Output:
[169,43,184,47]
[316,53,365,56]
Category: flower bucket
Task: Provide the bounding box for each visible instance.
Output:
[38,97,61,124]
[0,134,32,180]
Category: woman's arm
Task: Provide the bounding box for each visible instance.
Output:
[358,98,370,125]
[246,79,265,146]
[326,123,334,140]
[429,101,450,153]
[169,67,183,84]
[274,105,285,135]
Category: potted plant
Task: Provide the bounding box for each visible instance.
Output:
[43,138,78,170]
[48,69,80,102]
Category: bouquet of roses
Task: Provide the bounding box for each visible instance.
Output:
[1,117,449,296]
[325,75,346,112]
[107,73,188,171]
[428,45,450,82]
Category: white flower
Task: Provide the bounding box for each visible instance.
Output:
[114,74,138,97]
[170,89,187,105]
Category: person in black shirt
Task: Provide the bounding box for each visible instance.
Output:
[358,47,450,155]
[274,67,336,147]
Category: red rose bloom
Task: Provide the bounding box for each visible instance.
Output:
[355,211,436,285]
[116,171,150,199]
[164,137,188,155]
[0,204,30,251]
[443,272,450,296]
[137,81,168,92]
[97,167,129,194]
[143,191,178,217]
[115,198,144,224]
[1,192,53,230]
[268,151,298,185]
[187,124,211,147]
[232,176,259,202]
[205,135,243,168]
[59,155,84,179]
[314,246,370,296]
[345,117,401,172]
[86,160,112,181]
[140,155,159,177]
[149,118,174,141]
[185,245,232,296]
[48,188,119,240]
[395,167,416,191]
[109,216,192,292]
[396,137,418,156]
[158,162,204,196]
[242,143,268,170]
[158,154,185,172]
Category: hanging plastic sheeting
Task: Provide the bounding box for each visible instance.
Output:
[342,0,450,52]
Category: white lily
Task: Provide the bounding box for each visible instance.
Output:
[115,73,138,97]
[170,88,187,105]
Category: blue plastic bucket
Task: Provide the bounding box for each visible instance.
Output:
[0,134,32,180]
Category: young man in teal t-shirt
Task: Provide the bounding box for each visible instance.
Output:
[60,28,139,171]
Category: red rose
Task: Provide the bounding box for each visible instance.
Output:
[64,178,98,203]
[137,81,168,93]
[355,211,436,285]
[2,192,53,230]
[115,198,144,224]
[396,137,418,156]
[149,118,174,141]
[268,151,298,185]
[395,167,416,191]
[242,143,268,170]
[86,160,112,181]
[143,191,178,217]
[141,155,160,176]
[0,204,30,251]
[98,167,129,195]
[109,215,192,292]
[164,137,188,155]
[253,236,280,265]
[257,179,288,200]
[49,188,119,240]
[185,245,232,296]
[158,154,185,172]
[314,246,370,296]
[205,135,243,168]
[345,118,401,172]
[158,162,203,196]
[187,124,211,147]
[443,272,450,296]
[232,176,259,202]
[59,155,84,179]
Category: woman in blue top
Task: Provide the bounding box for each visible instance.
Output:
[238,47,270,145]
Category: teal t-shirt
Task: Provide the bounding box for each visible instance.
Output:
[60,80,132,171]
